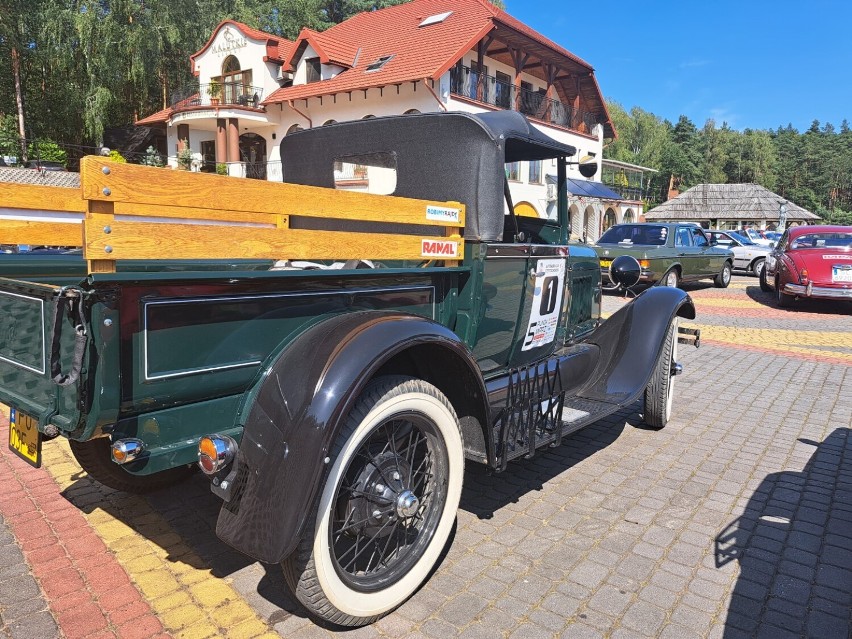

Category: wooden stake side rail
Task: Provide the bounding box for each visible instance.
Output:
[0,157,466,272]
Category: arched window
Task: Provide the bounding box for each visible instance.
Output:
[322,119,338,126]
[362,114,376,120]
[603,208,616,232]
[286,124,304,135]
[623,209,634,224]
[219,55,252,104]
[403,109,421,115]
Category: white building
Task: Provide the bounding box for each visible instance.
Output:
[138,0,628,241]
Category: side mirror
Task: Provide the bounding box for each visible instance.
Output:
[709,238,717,246]
[769,241,776,248]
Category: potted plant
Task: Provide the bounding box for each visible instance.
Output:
[177,143,192,170]
[216,162,228,176]
[208,80,222,106]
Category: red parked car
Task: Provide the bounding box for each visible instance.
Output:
[760,225,852,307]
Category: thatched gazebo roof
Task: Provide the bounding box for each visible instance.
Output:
[645,183,819,224]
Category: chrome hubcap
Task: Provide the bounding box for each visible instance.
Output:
[396,490,420,518]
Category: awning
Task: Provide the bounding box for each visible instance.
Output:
[547,174,623,200]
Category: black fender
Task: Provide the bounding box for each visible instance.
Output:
[577,286,695,404]
[215,310,486,564]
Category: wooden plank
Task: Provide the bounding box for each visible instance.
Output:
[0,220,82,246]
[84,207,116,273]
[0,182,84,213]
[80,157,465,228]
[83,219,464,262]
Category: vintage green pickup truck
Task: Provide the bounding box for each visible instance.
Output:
[0,111,697,626]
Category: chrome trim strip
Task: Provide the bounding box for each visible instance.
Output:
[0,291,46,375]
[142,285,437,381]
[784,283,852,299]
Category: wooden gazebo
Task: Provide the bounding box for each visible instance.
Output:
[645,183,819,229]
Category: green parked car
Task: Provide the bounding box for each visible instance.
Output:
[594,223,734,289]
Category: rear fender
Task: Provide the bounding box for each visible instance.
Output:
[214,311,485,564]
[577,287,695,404]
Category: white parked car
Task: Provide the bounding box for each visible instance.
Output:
[707,230,772,277]
[737,228,776,247]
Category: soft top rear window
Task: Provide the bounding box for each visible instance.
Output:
[598,224,668,246]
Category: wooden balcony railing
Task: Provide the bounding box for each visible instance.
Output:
[449,65,600,133]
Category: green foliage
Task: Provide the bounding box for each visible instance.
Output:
[177,143,192,170]
[141,146,164,167]
[108,150,127,163]
[216,162,228,175]
[0,114,21,158]
[605,99,852,219]
[27,139,67,166]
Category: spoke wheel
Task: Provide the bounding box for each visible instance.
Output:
[283,376,463,627]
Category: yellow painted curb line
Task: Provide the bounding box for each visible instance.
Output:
[42,439,279,639]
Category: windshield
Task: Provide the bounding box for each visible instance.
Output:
[728,231,755,245]
[790,232,852,250]
[598,224,669,246]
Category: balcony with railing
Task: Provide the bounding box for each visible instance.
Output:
[170,83,266,111]
[449,65,600,133]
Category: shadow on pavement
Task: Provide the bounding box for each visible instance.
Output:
[459,405,638,519]
[744,284,852,314]
[715,428,852,638]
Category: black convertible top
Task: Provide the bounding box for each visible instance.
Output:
[280,111,576,242]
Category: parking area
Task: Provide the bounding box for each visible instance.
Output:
[1,275,850,639]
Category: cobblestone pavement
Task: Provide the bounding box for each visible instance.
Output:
[0,275,849,638]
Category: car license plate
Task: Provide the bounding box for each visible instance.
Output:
[8,408,41,467]
[600,259,612,268]
[832,265,852,282]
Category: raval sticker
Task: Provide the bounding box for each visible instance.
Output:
[426,205,461,223]
[421,239,458,258]
[522,258,566,351]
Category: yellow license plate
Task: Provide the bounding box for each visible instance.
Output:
[9,408,41,467]
[600,259,612,268]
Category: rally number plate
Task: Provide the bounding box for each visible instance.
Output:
[8,408,41,467]
[600,259,613,269]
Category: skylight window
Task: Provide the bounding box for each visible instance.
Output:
[419,11,452,27]
[365,55,393,72]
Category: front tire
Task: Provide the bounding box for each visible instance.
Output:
[751,258,765,280]
[68,437,195,494]
[643,318,678,429]
[282,376,464,627]
[660,268,680,288]
[714,261,732,288]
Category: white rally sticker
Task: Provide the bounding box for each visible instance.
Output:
[426,205,461,223]
[421,239,458,258]
[522,258,566,351]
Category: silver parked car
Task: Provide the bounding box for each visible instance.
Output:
[707,230,772,278]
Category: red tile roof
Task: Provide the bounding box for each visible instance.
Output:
[136,106,173,126]
[264,0,600,115]
[265,0,500,103]
[287,28,361,69]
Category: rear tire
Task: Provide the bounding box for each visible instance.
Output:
[282,376,464,627]
[714,262,732,288]
[751,258,765,279]
[68,437,195,494]
[643,318,678,429]
[775,277,793,308]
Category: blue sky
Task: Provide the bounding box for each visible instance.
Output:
[506,1,850,133]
